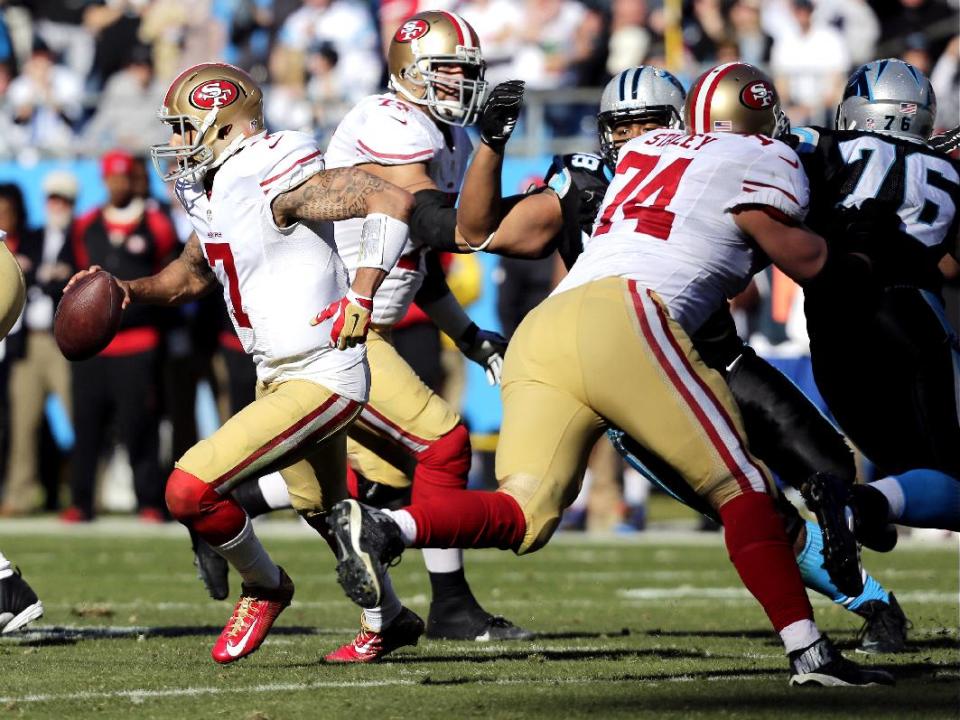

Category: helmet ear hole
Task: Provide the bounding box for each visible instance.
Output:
[217,124,233,140]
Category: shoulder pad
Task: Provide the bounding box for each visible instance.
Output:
[788,127,821,155]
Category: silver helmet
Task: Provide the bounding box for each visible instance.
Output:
[598,66,685,167]
[836,59,936,142]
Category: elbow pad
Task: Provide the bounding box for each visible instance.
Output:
[358,213,409,272]
[411,189,459,252]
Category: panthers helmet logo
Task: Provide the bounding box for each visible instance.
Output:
[190,80,240,110]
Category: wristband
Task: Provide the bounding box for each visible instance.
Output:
[358,213,409,272]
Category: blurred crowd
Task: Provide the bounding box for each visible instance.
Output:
[0,0,955,160]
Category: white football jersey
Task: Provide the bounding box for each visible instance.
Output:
[324,92,472,325]
[556,129,810,334]
[174,130,368,401]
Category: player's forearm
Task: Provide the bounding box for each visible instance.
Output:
[484,192,563,258]
[276,168,414,225]
[126,259,214,306]
[350,266,387,300]
[457,143,505,247]
[734,207,827,282]
[126,234,216,305]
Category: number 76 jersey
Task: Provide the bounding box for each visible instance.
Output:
[554,128,810,335]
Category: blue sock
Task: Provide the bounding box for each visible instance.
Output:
[880,469,960,531]
[796,521,889,610]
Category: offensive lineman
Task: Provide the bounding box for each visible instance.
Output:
[327,63,894,686]
[449,67,908,652]
[66,62,415,664]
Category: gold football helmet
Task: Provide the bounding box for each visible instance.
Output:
[684,62,789,137]
[388,10,487,127]
[151,62,264,182]
[0,233,25,340]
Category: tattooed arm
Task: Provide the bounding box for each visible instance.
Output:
[65,232,218,309]
[271,166,414,228]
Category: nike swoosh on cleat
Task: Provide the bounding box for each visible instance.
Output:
[353,638,376,654]
[225,618,260,657]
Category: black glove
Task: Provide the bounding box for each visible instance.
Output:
[456,323,508,385]
[479,80,525,152]
[929,125,960,154]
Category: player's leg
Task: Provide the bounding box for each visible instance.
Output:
[0,551,43,633]
[350,329,530,639]
[813,288,960,536]
[594,281,890,685]
[165,378,360,663]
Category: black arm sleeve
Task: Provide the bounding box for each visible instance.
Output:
[413,249,452,306]
[411,189,459,252]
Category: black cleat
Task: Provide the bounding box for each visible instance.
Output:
[849,485,898,552]
[327,499,405,607]
[802,472,864,597]
[190,527,230,601]
[0,568,44,634]
[855,593,911,654]
[427,604,534,641]
[789,635,895,687]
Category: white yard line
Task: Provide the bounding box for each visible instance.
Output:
[0,673,767,705]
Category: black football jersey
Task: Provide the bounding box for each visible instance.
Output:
[790,127,960,288]
[535,152,613,270]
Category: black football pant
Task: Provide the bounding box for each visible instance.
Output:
[807,286,960,478]
[69,350,163,518]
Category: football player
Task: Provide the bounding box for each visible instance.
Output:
[0,238,43,634]
[419,66,909,652]
[788,59,960,544]
[316,9,532,661]
[66,62,416,664]
[326,63,895,687]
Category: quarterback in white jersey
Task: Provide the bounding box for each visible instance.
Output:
[66,62,414,666]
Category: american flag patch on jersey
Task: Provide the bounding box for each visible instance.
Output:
[900,102,918,115]
[713,120,733,132]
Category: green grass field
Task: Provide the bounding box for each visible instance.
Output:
[0,520,957,720]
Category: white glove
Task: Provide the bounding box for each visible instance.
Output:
[456,324,508,385]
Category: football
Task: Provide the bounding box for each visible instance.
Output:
[54,270,125,361]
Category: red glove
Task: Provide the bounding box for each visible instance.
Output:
[311,289,374,350]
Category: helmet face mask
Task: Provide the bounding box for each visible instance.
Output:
[684,62,787,138]
[151,63,264,183]
[597,67,686,168]
[836,59,936,142]
[388,11,488,127]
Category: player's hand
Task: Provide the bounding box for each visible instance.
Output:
[479,80,525,152]
[64,265,133,309]
[456,324,507,385]
[929,125,960,154]
[311,289,374,350]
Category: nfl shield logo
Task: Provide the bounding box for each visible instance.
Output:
[865,117,876,129]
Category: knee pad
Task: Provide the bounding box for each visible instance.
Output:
[165,468,246,545]
[412,423,471,501]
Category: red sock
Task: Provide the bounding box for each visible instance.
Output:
[404,489,526,551]
[345,465,360,499]
[411,424,471,504]
[165,468,247,546]
[719,492,814,632]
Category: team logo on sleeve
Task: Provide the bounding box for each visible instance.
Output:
[395,19,429,43]
[190,80,241,110]
[740,81,775,109]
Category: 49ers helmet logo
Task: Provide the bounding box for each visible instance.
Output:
[395,19,429,43]
[189,79,240,110]
[740,80,775,109]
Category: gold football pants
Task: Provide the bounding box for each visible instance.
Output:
[496,278,773,553]
[346,328,461,487]
[176,378,361,515]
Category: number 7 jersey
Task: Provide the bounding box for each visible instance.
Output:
[555,128,810,335]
